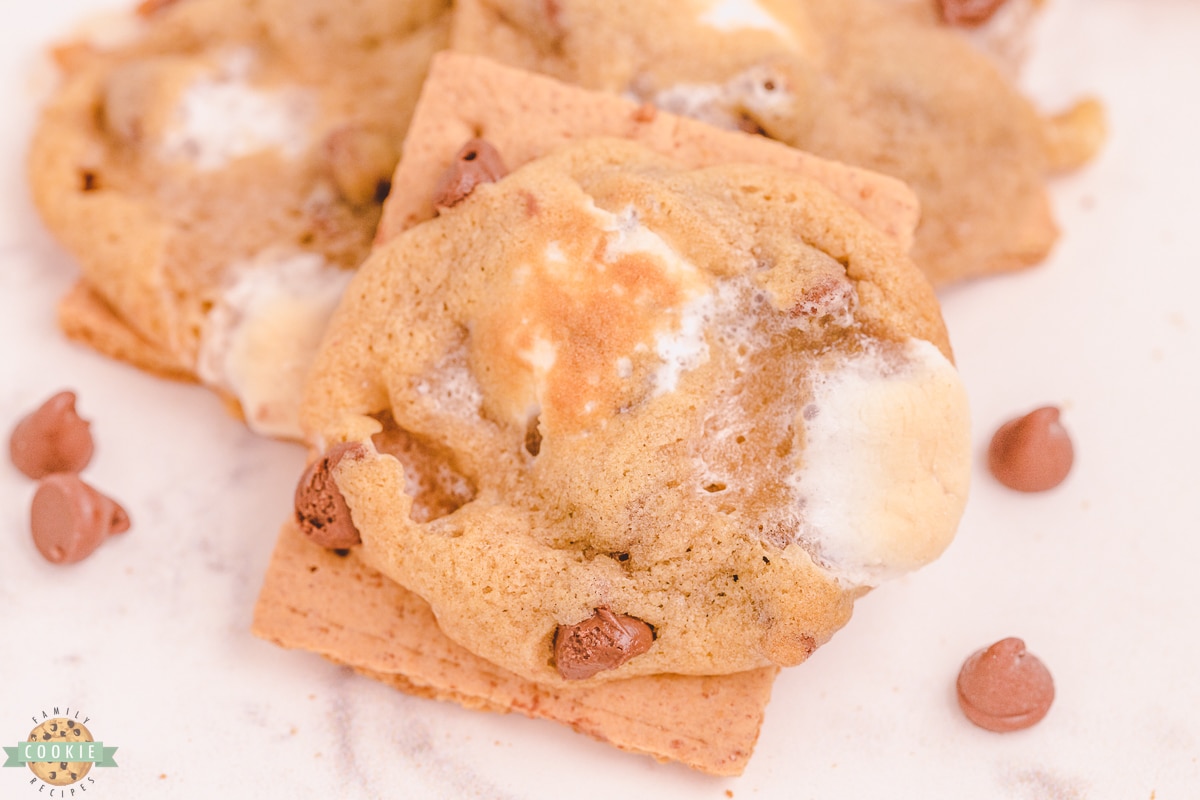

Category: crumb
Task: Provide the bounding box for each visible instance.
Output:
[159,773,168,780]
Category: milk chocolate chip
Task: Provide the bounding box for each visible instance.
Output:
[294,442,364,548]
[988,406,1074,492]
[937,0,1009,27]
[31,473,130,564]
[432,139,507,211]
[9,391,94,479]
[554,608,654,680]
[957,637,1054,732]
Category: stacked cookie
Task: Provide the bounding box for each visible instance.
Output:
[29,0,1100,774]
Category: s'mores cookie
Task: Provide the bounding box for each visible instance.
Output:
[30,0,449,438]
[255,53,968,772]
[301,135,970,685]
[448,0,1104,285]
[288,54,970,686]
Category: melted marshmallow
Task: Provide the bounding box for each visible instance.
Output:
[159,53,314,170]
[789,338,971,586]
[197,251,353,439]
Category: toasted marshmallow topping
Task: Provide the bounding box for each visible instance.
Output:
[197,251,353,439]
[160,52,314,169]
[790,338,971,586]
[482,202,718,430]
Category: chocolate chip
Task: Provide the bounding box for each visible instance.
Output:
[31,473,131,564]
[432,138,507,211]
[524,415,543,457]
[9,390,94,479]
[957,637,1055,732]
[554,608,654,680]
[294,442,365,549]
[373,179,392,204]
[323,124,398,206]
[987,406,1074,492]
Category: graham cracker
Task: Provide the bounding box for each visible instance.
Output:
[377,52,919,250]
[252,521,779,775]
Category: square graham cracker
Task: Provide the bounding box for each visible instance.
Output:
[254,52,923,775]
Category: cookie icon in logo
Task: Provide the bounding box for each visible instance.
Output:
[25,718,93,786]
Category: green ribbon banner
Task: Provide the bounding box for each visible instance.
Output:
[3,741,118,768]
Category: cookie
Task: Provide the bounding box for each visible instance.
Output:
[25,718,93,786]
[447,0,1103,285]
[29,0,450,439]
[252,520,777,775]
[300,129,971,684]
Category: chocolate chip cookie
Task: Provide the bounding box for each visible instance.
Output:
[299,136,971,684]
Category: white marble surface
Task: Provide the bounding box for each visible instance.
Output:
[2,1,1198,797]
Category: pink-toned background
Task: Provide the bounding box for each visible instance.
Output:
[1,2,1196,797]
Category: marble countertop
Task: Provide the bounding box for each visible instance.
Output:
[2,1,1198,797]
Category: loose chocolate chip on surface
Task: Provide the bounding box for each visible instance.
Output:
[988,406,1074,492]
[31,473,130,564]
[9,390,94,479]
[957,637,1055,732]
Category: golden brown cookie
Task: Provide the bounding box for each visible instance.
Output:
[30,0,449,439]
[448,0,1104,284]
[299,134,971,685]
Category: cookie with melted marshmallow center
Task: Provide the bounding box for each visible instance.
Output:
[301,137,971,684]
[30,0,450,439]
